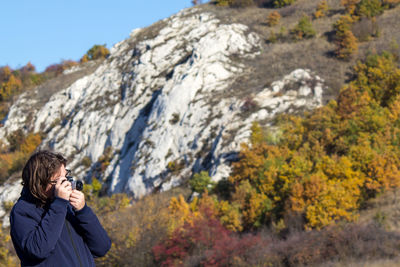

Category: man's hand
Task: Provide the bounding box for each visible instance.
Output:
[69,190,85,211]
[55,178,72,201]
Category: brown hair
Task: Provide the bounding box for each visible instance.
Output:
[22,150,67,206]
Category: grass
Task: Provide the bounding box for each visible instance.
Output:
[196,0,400,105]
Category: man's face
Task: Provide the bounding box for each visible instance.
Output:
[44,165,67,199]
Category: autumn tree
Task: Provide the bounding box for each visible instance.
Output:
[0,74,22,101]
[0,130,41,182]
[209,52,400,229]
[81,44,110,62]
[314,0,330,19]
[355,0,384,18]
[341,0,360,15]
[333,15,358,59]
[267,11,281,26]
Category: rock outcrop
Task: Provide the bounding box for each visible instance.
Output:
[0,6,326,214]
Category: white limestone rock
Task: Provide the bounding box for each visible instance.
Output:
[0,179,22,227]
[0,7,326,206]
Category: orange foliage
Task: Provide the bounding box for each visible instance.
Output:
[267,11,281,26]
[222,52,400,229]
[365,153,400,193]
[0,75,22,100]
[20,133,42,154]
[0,131,42,182]
[341,0,360,14]
[314,0,329,19]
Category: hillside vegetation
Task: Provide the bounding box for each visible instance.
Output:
[1,0,400,266]
[199,0,400,102]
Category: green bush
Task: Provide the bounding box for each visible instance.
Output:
[215,0,230,6]
[273,0,296,7]
[189,171,215,193]
[291,15,316,40]
[355,0,384,18]
[215,0,254,7]
[167,160,185,173]
[81,44,110,62]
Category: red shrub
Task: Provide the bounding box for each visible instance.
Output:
[153,207,268,266]
[153,214,230,266]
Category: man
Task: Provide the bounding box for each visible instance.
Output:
[10,150,111,266]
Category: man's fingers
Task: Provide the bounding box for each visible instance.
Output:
[69,195,80,201]
[70,190,83,197]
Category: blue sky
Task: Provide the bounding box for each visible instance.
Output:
[0,1,195,72]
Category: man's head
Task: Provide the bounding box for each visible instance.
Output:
[22,150,67,205]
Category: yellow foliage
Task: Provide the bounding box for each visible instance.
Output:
[168,195,198,232]
[217,200,243,231]
[341,0,360,14]
[20,133,42,155]
[80,54,89,63]
[164,52,400,233]
[1,75,22,101]
[1,66,11,80]
[352,52,400,106]
[305,177,361,229]
[84,44,110,61]
[242,191,269,228]
[314,0,329,19]
[289,182,305,212]
[0,139,43,181]
[365,153,400,193]
[250,121,264,145]
[333,15,358,60]
[230,180,272,229]
[336,29,358,60]
[303,173,327,204]
[0,223,17,266]
[167,191,245,233]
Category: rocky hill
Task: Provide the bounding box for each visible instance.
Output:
[1,0,399,220]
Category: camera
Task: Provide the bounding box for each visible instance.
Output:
[66,169,83,191]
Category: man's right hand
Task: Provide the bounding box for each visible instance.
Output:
[54,178,72,200]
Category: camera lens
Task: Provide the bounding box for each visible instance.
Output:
[76,181,83,191]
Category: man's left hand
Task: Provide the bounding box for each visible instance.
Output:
[69,190,86,211]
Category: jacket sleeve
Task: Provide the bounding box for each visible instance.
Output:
[73,204,111,257]
[10,198,69,260]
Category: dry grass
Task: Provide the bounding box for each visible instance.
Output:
[195,0,400,105]
[357,189,400,232]
[30,60,101,110]
[322,257,400,267]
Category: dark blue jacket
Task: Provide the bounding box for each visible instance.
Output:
[10,189,111,266]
